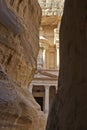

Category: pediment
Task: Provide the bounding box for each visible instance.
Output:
[34,70,58,79]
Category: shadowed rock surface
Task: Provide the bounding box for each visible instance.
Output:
[0,0,23,34]
[46,0,87,130]
[0,0,46,130]
[0,66,45,130]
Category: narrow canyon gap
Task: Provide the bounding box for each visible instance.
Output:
[46,0,87,130]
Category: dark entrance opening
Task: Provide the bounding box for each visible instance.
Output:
[49,86,56,110]
[35,97,43,111]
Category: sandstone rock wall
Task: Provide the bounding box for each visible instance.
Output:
[46,0,87,130]
[0,0,41,88]
[0,0,46,130]
[0,66,46,130]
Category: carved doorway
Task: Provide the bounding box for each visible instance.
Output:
[32,85,45,112]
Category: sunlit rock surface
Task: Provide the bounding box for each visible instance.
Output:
[0,0,46,130]
[0,0,41,87]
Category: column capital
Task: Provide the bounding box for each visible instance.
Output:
[45,85,50,89]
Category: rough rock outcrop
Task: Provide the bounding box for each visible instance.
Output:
[46,0,87,130]
[0,0,41,87]
[0,0,46,130]
[0,66,46,130]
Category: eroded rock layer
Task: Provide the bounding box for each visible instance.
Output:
[0,0,46,130]
[0,66,46,130]
[0,0,41,87]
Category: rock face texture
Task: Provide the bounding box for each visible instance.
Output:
[0,66,45,130]
[0,0,46,130]
[0,0,41,87]
[46,0,87,130]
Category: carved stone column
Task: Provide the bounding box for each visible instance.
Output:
[43,49,46,69]
[37,47,43,69]
[45,85,50,117]
[56,47,59,69]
